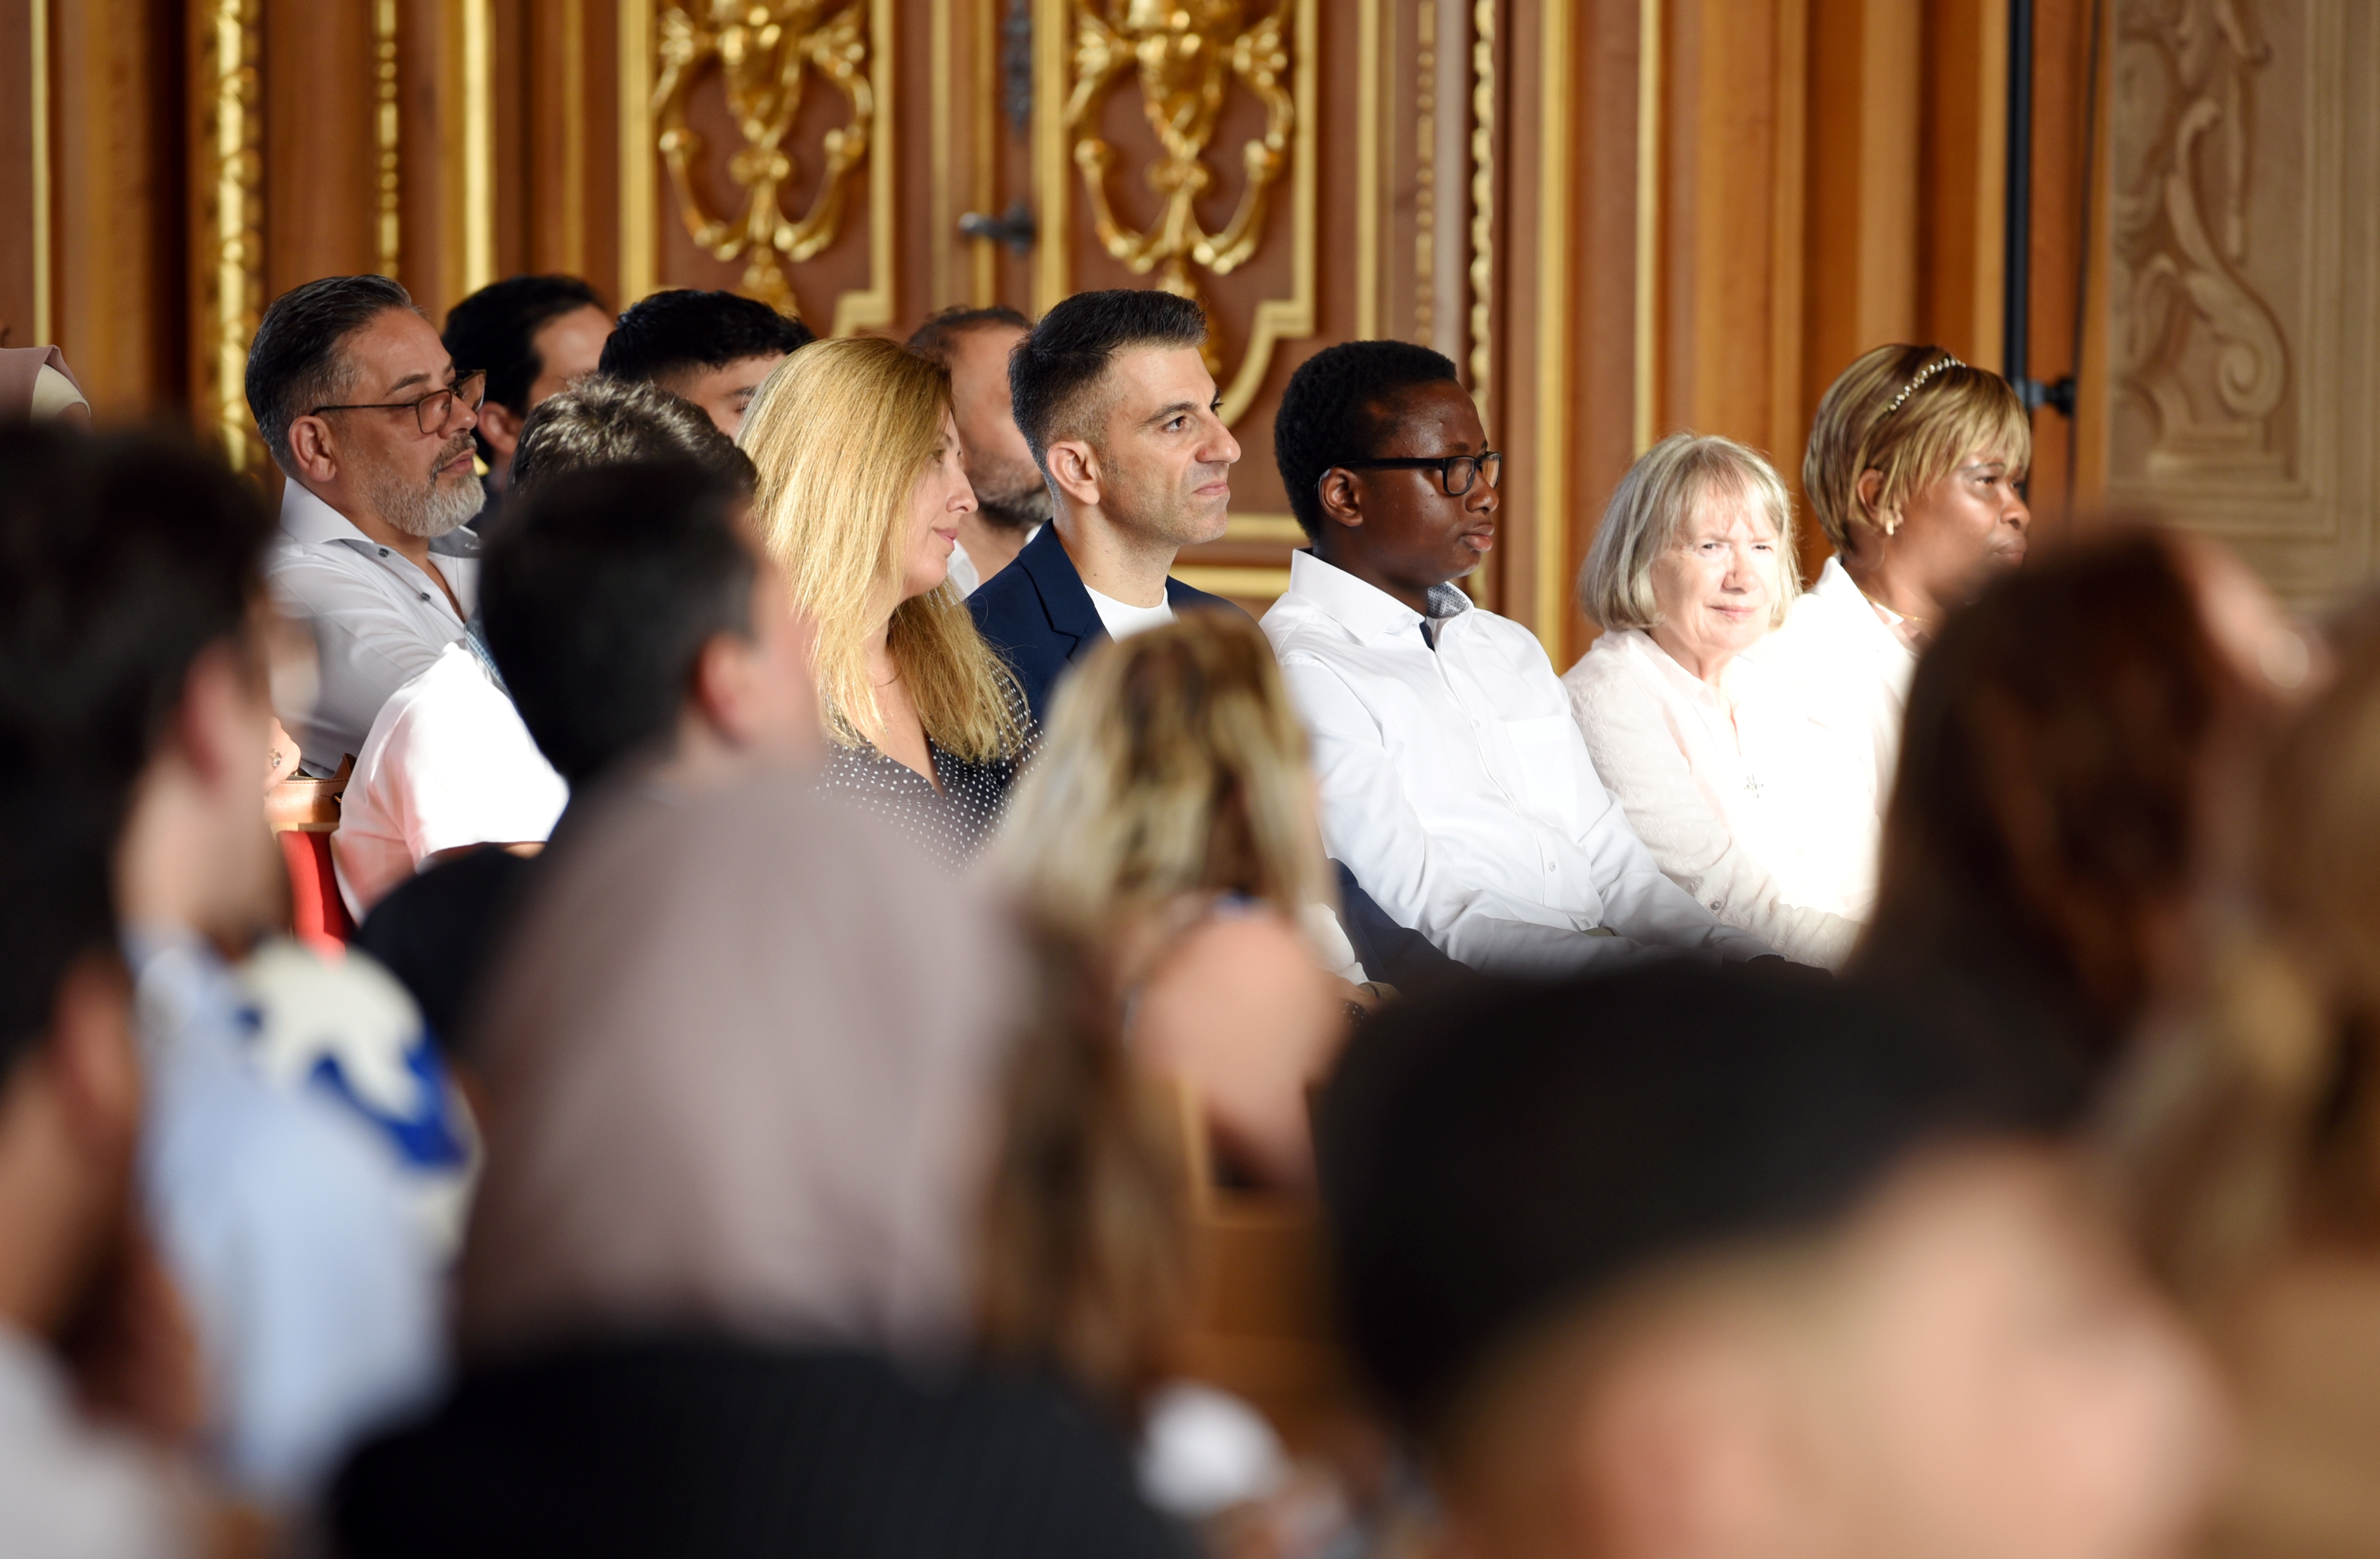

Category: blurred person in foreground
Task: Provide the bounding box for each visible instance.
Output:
[1565,433,1876,970]
[2101,592,2380,1557]
[438,274,611,496]
[906,305,1049,596]
[967,289,1246,724]
[596,287,813,439]
[742,335,1035,869]
[1853,528,2305,1118]
[248,275,491,775]
[991,613,1374,1190]
[333,377,754,924]
[354,453,806,1062]
[0,426,458,1512]
[332,769,1180,1557]
[0,812,200,1557]
[1749,345,2031,800]
[1319,960,2227,1559]
[1267,339,1770,974]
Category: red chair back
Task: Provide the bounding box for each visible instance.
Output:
[279,828,356,948]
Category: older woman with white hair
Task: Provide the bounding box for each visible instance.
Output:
[1562,434,1874,969]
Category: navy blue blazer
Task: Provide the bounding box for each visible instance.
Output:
[967,523,1246,725]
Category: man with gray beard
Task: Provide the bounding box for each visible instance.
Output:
[904,306,1050,597]
[250,275,492,774]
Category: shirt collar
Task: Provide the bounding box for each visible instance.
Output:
[279,477,482,558]
[1286,549,1475,641]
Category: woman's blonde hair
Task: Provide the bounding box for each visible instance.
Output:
[740,335,1025,761]
[1803,343,2033,551]
[1578,432,1800,632]
[991,612,1334,939]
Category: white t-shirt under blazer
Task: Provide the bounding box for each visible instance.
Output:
[332,640,568,921]
[1261,550,1774,977]
[1563,628,1876,970]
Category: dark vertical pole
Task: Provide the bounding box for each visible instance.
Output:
[2004,0,2035,403]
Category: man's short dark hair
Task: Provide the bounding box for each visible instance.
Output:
[479,461,758,788]
[0,798,116,1086]
[596,289,814,387]
[441,274,606,461]
[0,425,275,909]
[1007,289,1206,472]
[1274,340,1462,539]
[246,274,420,478]
[905,304,1032,368]
[1317,960,2052,1447]
[508,377,755,510]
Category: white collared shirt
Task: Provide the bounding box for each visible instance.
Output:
[1563,628,1874,970]
[1742,554,1917,808]
[333,640,569,920]
[1261,551,1772,975]
[265,480,482,775]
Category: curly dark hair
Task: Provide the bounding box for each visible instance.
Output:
[597,289,814,387]
[1273,339,1461,538]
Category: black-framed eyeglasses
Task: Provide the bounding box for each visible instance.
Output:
[1328,451,1503,498]
[311,369,488,437]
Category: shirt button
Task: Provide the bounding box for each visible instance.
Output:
[378,547,389,556]
[1709,900,1723,911]
[418,592,431,601]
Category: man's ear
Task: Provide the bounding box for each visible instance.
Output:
[46,955,141,1167]
[174,641,272,796]
[285,414,339,486]
[1316,468,1365,532]
[1044,439,1102,510]
[477,401,525,462]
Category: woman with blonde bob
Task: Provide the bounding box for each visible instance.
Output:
[990,611,1358,1190]
[1753,343,2033,801]
[1563,433,1872,968]
[741,335,1031,868]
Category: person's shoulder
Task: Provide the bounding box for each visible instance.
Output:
[965,549,1048,634]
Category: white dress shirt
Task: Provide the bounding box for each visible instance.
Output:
[1563,628,1874,969]
[0,1326,194,1557]
[333,640,569,920]
[1742,554,1917,809]
[265,480,482,775]
[1262,551,1772,975]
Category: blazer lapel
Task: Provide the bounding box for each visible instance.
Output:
[1018,525,1106,662]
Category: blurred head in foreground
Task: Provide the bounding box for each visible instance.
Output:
[1320,962,2225,1559]
[991,611,1342,1187]
[1857,528,2307,1109]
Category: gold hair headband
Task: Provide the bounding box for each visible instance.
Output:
[1878,354,1963,421]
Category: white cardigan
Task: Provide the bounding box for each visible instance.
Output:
[1562,628,1877,969]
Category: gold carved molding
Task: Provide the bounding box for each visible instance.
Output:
[1036,0,1317,425]
[202,0,266,473]
[374,0,400,278]
[652,0,877,321]
[2109,0,2289,482]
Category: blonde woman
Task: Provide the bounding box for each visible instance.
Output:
[991,612,1354,1190]
[1564,434,1872,969]
[1751,344,2033,801]
[740,336,1032,868]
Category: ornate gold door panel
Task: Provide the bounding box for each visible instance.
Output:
[2107,0,2376,606]
[626,0,894,332]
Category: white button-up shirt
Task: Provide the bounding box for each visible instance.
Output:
[1262,551,1772,975]
[1563,628,1875,970]
[265,481,481,775]
[1742,554,1917,809]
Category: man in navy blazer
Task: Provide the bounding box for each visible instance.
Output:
[968,289,1245,725]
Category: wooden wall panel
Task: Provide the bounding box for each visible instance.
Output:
[0,0,38,354]
[261,1,377,298]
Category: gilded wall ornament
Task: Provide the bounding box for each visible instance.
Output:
[1065,0,1300,369]
[653,0,875,315]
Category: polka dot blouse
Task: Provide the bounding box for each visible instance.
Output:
[813,697,1037,874]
